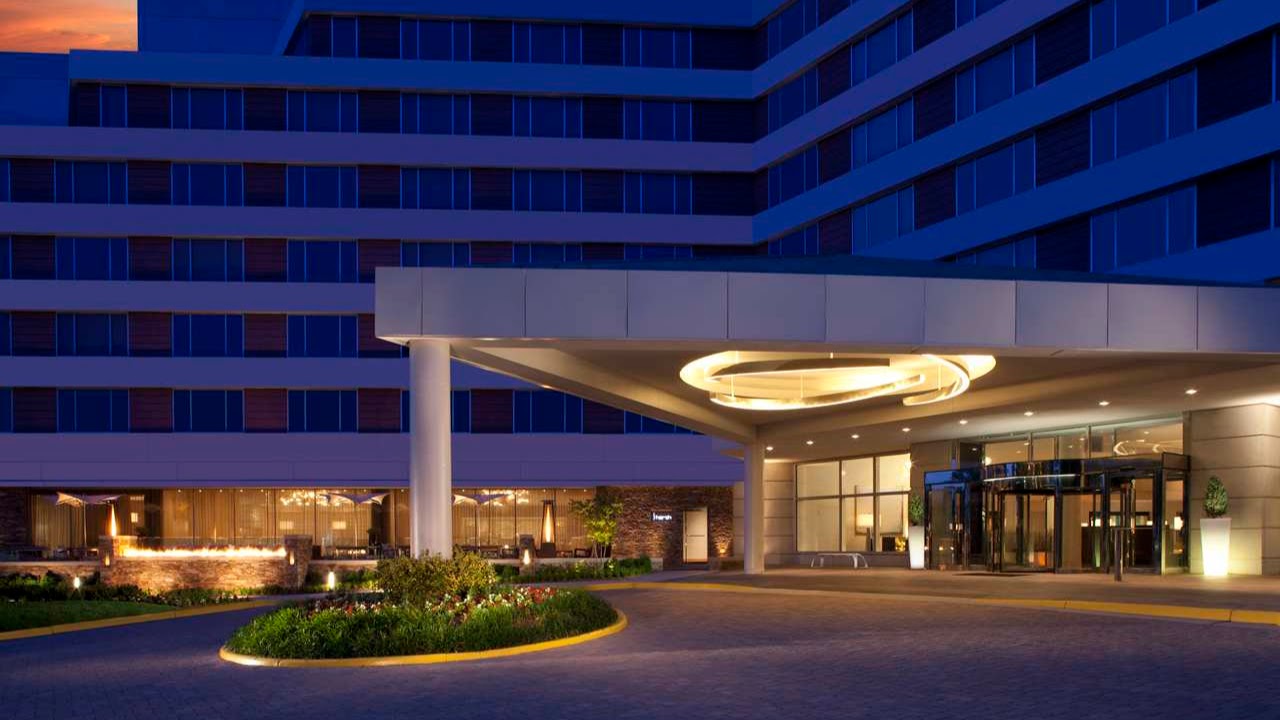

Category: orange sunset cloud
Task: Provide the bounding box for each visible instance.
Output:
[0,0,136,53]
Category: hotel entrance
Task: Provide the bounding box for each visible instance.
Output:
[926,455,1188,574]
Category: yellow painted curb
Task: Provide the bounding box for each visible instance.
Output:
[0,599,277,642]
[219,609,627,668]
[582,580,1280,628]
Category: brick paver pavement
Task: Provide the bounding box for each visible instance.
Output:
[2,587,1278,719]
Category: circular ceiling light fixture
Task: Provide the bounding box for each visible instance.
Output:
[679,352,996,412]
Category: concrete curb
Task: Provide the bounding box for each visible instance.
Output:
[582,581,1280,626]
[0,599,278,642]
[218,609,628,667]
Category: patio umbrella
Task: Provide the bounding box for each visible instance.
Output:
[321,492,389,506]
[53,492,121,549]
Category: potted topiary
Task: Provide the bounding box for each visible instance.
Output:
[907,494,926,570]
[1200,475,1231,577]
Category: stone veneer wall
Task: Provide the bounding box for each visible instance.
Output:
[0,490,29,547]
[0,560,97,579]
[100,535,313,592]
[611,486,733,565]
[1186,405,1280,575]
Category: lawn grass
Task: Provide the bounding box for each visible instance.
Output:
[0,600,172,632]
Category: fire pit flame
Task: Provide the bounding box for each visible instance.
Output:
[118,546,287,559]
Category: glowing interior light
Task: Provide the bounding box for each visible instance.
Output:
[72,576,81,590]
[326,570,337,592]
[679,352,995,411]
[108,505,118,538]
[119,546,286,558]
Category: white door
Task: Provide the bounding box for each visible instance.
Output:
[683,508,709,563]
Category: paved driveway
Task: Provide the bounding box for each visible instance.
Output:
[2,588,1278,720]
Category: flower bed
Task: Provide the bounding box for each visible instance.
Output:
[224,586,617,659]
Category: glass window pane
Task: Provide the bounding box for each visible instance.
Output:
[877,453,911,492]
[877,494,907,552]
[798,498,839,551]
[841,496,874,552]
[984,439,1029,464]
[797,461,839,497]
[840,457,873,495]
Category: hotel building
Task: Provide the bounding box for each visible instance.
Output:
[3,0,1280,574]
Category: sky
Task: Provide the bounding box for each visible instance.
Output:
[0,0,136,53]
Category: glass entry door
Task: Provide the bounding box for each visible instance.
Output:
[1060,491,1102,571]
[927,485,966,569]
[995,493,1055,571]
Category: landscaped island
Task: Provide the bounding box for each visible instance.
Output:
[224,553,620,661]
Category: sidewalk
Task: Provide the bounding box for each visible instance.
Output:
[673,568,1280,612]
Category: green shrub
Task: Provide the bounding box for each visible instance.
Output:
[1204,475,1229,518]
[908,494,926,526]
[492,556,653,583]
[375,552,497,605]
[225,588,617,659]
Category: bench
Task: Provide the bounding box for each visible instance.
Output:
[809,552,868,569]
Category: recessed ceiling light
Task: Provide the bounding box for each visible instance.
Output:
[1098,400,1110,407]
[958,419,968,425]
[1023,411,1035,417]
[850,434,860,439]
[901,427,911,433]
[765,446,773,452]
[805,440,814,446]
[1185,388,1198,395]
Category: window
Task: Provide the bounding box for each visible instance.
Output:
[1035,217,1091,272]
[1115,83,1167,158]
[1036,3,1090,83]
[12,388,56,432]
[175,390,243,432]
[975,144,1015,208]
[57,314,126,356]
[914,76,954,140]
[797,452,911,553]
[1197,34,1273,128]
[57,389,128,432]
[975,49,1013,112]
[1197,159,1271,247]
[1035,112,1091,186]
[1115,194,1168,266]
[287,390,356,432]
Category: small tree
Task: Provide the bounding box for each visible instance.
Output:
[570,495,623,558]
[907,494,926,527]
[1204,476,1229,518]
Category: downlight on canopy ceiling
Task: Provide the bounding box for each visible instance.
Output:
[679,352,996,411]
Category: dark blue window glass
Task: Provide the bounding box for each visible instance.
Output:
[865,193,898,246]
[190,391,226,432]
[74,314,111,356]
[306,91,340,132]
[1115,84,1167,158]
[306,316,341,357]
[1092,0,1116,56]
[531,171,564,211]
[421,95,452,134]
[190,240,227,281]
[642,101,675,140]
[513,390,531,433]
[1013,138,1035,193]
[1091,212,1117,272]
[866,109,897,162]
[340,92,358,132]
[306,390,341,432]
[226,90,242,130]
[1092,105,1116,166]
[956,161,975,214]
[1168,72,1195,138]
[531,24,564,63]
[421,21,451,60]
[0,388,9,432]
[332,17,356,57]
[975,145,1014,207]
[172,88,189,129]
[642,29,674,68]
[191,89,225,130]
[172,314,191,356]
[419,243,453,267]
[189,164,226,206]
[1168,186,1195,255]
[451,390,470,432]
[1115,0,1166,47]
[420,169,452,209]
[0,312,9,355]
[55,162,72,203]
[72,237,110,280]
[73,162,108,204]
[1116,195,1167,266]
[306,166,340,208]
[190,315,227,357]
[866,24,896,77]
[975,49,1012,112]
[287,91,304,132]
[642,174,674,214]
[102,85,126,127]
[530,97,563,138]
[287,316,305,357]
[306,241,341,282]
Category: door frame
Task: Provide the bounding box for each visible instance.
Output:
[682,507,709,563]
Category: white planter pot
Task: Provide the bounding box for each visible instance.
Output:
[908,525,926,570]
[1200,517,1231,577]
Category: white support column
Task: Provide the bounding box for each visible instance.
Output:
[409,339,453,558]
[743,441,766,575]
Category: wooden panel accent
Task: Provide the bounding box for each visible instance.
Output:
[358,91,401,133]
[581,171,623,212]
[128,237,172,281]
[470,242,514,265]
[1035,3,1090,84]
[129,389,173,432]
[469,389,514,434]
[582,243,625,261]
[818,128,851,183]
[357,16,400,59]
[357,165,400,209]
[357,389,401,433]
[357,314,401,357]
[9,159,54,203]
[245,389,287,432]
[128,312,172,357]
[71,83,100,126]
[244,88,286,131]
[915,166,957,230]
[127,161,171,205]
[817,50,850,104]
[126,84,171,128]
[12,388,57,433]
[818,209,853,255]
[244,238,287,281]
[244,164,286,206]
[244,315,286,357]
[470,169,514,210]
[358,239,400,282]
[914,75,956,140]
[10,236,54,279]
[582,400,624,434]
[11,312,55,356]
